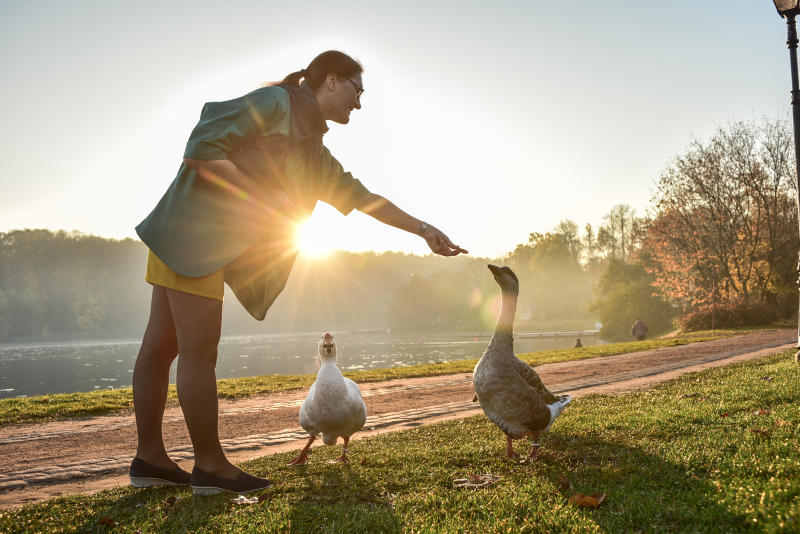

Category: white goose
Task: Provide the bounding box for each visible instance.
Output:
[288,332,367,466]
[473,265,572,460]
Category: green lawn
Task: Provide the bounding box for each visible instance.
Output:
[1,349,797,533]
[0,333,728,427]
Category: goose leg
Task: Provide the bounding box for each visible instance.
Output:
[526,432,542,461]
[506,436,520,459]
[287,435,316,466]
[328,436,350,464]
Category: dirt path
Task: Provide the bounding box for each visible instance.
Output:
[0,329,793,509]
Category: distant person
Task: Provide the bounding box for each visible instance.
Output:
[631,319,648,341]
[574,337,583,348]
[130,50,467,495]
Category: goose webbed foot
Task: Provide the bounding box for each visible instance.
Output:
[288,435,316,466]
[327,437,350,464]
[524,433,542,462]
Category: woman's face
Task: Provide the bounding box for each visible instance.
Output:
[328,73,363,124]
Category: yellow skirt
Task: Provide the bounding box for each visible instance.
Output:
[145,250,224,301]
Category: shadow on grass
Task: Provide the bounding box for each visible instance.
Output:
[538,431,751,532]
[19,422,758,533]
[283,459,404,533]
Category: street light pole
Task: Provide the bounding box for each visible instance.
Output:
[773,0,800,363]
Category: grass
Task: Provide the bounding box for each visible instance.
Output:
[1,349,797,532]
[0,332,736,427]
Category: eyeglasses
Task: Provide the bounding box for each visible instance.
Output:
[343,77,364,98]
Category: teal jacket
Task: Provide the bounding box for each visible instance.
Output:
[136,85,370,319]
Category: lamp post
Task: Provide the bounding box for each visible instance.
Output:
[773,0,800,363]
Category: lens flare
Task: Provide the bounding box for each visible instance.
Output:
[469,287,482,308]
[294,217,334,259]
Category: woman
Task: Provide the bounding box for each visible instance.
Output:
[130,50,467,495]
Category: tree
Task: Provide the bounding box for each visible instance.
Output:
[646,117,798,316]
[524,232,592,322]
[590,259,675,341]
[554,219,582,263]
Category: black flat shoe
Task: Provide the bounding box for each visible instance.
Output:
[190,467,272,495]
[129,457,191,487]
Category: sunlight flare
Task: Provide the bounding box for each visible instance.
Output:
[294,217,335,258]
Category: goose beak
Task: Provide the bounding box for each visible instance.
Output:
[322,332,335,355]
[487,264,501,275]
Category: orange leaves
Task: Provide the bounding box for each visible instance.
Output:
[569,493,607,508]
[99,516,116,527]
[558,474,606,509]
[754,409,771,416]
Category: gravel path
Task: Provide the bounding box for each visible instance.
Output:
[0,329,793,509]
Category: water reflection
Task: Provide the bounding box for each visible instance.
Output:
[0,331,601,398]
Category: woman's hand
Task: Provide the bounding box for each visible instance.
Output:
[420,223,468,256]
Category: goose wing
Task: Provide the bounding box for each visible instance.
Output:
[481,379,551,438]
[298,382,320,435]
[511,357,558,404]
[343,377,367,434]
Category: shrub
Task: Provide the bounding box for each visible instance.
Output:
[679,302,779,331]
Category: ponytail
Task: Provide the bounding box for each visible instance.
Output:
[275,51,362,89]
[279,68,308,87]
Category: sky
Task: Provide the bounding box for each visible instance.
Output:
[0,1,793,258]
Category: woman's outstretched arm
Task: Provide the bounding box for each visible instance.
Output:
[356,193,468,256]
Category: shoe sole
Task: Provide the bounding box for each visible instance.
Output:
[130,476,188,488]
[191,484,270,496]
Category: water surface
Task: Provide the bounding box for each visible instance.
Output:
[0,331,600,398]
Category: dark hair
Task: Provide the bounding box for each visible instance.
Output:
[279,50,363,89]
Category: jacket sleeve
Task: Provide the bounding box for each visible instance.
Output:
[183,87,289,160]
[316,145,371,215]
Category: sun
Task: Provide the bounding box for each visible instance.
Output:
[294,216,335,258]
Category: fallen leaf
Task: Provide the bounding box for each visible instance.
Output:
[760,376,773,381]
[569,493,607,508]
[750,428,769,436]
[774,419,789,427]
[678,393,700,399]
[754,409,771,416]
[99,516,116,527]
[720,412,730,418]
[230,495,260,505]
[164,496,177,507]
[454,473,502,489]
[257,493,270,502]
[557,474,573,491]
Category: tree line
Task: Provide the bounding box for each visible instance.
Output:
[1,116,795,342]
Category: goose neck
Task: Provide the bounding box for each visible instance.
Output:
[495,291,517,334]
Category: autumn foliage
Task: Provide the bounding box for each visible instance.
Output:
[644,117,799,325]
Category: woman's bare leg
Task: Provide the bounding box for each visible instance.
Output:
[133,285,179,469]
[166,288,239,478]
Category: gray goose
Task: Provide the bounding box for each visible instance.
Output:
[472,265,572,460]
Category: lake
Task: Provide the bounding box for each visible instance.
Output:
[0,330,601,399]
